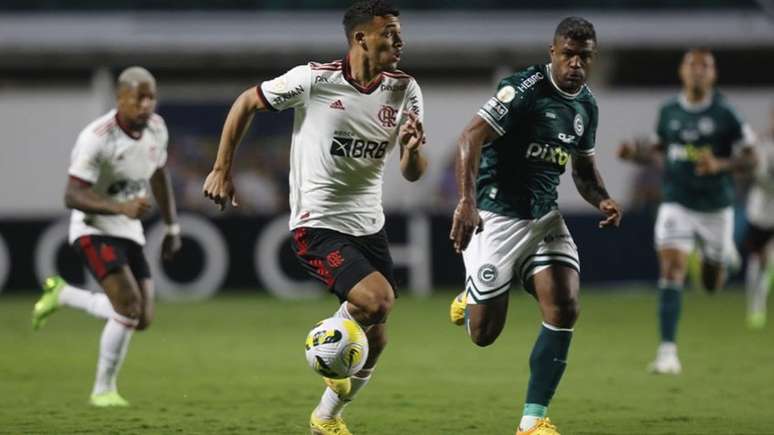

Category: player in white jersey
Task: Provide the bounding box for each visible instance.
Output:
[31,67,181,407]
[744,106,774,329]
[202,2,427,434]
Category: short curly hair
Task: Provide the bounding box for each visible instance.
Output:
[342,0,400,44]
[554,16,597,45]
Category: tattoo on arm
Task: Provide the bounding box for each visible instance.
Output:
[572,155,611,208]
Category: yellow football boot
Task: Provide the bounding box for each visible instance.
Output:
[449,291,467,326]
[89,391,129,407]
[516,417,560,435]
[32,275,65,331]
[310,413,352,435]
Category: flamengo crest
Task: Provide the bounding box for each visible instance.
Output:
[378,105,398,128]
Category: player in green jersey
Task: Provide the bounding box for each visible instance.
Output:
[618,48,757,374]
[448,17,622,435]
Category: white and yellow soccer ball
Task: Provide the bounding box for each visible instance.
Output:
[304,317,369,379]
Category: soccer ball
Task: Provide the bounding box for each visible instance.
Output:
[304,317,369,379]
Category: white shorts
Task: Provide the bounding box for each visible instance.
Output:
[462,210,580,303]
[654,202,734,264]
[747,186,774,229]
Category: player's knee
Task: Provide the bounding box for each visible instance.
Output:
[469,327,498,347]
[702,275,724,293]
[661,260,687,283]
[360,292,394,324]
[467,319,502,347]
[135,313,153,331]
[548,298,580,328]
[114,299,142,320]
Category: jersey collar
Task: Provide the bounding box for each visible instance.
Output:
[678,91,713,113]
[342,55,383,95]
[545,64,584,100]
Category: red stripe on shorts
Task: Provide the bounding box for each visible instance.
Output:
[79,236,107,279]
[310,258,334,287]
[293,228,309,256]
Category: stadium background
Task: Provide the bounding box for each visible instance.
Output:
[1,2,773,434]
[1,0,772,298]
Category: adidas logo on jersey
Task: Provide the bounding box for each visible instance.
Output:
[329,99,345,110]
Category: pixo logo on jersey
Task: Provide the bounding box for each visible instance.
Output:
[330,137,388,159]
[378,105,398,128]
[525,143,570,166]
[667,143,710,163]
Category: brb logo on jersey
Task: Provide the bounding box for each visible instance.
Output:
[107,179,147,200]
[330,137,388,159]
[378,105,398,128]
[525,143,570,166]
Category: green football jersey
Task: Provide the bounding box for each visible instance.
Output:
[476,64,598,219]
[656,92,748,211]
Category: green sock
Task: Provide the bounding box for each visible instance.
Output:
[523,403,547,417]
[525,323,573,407]
[658,284,682,343]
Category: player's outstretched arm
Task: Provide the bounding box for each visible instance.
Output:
[64,177,150,219]
[203,86,269,211]
[617,139,664,167]
[150,167,182,260]
[398,111,427,182]
[571,154,623,228]
[695,145,757,176]
[449,116,498,254]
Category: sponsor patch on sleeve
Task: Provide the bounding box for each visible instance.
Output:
[482,97,509,121]
[496,86,516,103]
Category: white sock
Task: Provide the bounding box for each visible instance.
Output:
[333,301,372,332]
[314,368,374,419]
[92,316,136,395]
[59,285,117,320]
[746,255,769,316]
[658,341,678,356]
[519,415,540,431]
[333,301,358,323]
[346,368,373,400]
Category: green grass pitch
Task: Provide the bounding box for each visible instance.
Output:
[1,289,772,434]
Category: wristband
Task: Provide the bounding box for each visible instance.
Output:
[165,223,181,236]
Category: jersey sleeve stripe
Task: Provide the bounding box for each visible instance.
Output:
[476,110,506,136]
[68,175,94,186]
[575,148,595,156]
[256,85,278,112]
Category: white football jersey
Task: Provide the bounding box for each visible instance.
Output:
[747,139,774,227]
[259,57,424,236]
[68,109,168,245]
